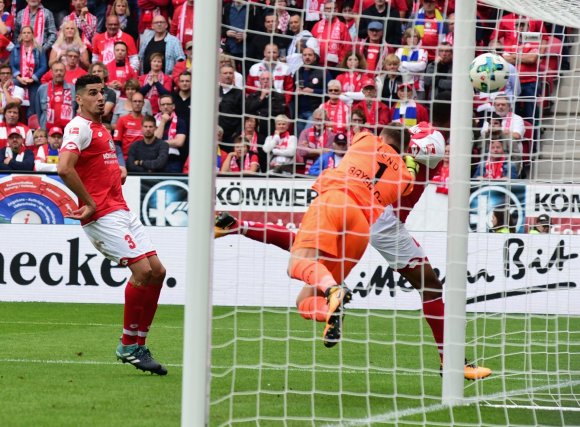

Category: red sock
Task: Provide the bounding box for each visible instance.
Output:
[297,296,328,322]
[137,284,163,346]
[423,297,445,361]
[243,221,295,251]
[122,282,146,345]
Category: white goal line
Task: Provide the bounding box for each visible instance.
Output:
[325,379,580,426]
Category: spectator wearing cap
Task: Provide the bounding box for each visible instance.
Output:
[0,127,34,171]
[34,125,62,171]
[350,77,391,134]
[529,214,551,234]
[358,0,401,45]
[358,20,392,74]
[263,114,297,174]
[308,132,349,176]
[407,0,447,62]
[395,27,428,100]
[171,40,193,87]
[322,79,350,134]
[35,62,76,131]
[391,81,429,127]
[311,0,351,68]
[41,47,88,85]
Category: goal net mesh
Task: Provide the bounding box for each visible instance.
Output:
[210,1,580,425]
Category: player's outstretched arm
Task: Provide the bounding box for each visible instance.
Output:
[57,151,97,221]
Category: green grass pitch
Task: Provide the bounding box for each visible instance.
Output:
[1,302,579,426]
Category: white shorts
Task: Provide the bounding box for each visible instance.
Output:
[83,210,156,266]
[370,206,427,270]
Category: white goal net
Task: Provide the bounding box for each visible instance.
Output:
[205,0,580,425]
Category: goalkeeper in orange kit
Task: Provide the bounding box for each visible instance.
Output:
[287,123,414,347]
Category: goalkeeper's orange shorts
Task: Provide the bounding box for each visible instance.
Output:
[291,190,370,283]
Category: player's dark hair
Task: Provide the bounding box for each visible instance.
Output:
[142,115,156,125]
[431,92,452,128]
[75,74,104,93]
[381,122,411,154]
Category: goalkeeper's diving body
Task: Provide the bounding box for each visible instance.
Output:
[215,100,491,380]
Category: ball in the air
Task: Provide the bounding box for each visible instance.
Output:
[469,53,510,93]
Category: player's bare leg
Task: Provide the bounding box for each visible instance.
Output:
[289,247,352,348]
[399,263,491,380]
[116,257,168,375]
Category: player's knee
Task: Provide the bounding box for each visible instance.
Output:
[152,265,166,283]
[133,267,153,285]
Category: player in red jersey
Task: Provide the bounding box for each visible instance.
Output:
[58,75,168,376]
[215,99,492,379]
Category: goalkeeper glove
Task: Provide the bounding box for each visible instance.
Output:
[404,155,419,178]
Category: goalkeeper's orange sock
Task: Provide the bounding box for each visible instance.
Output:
[289,258,336,294]
[242,221,295,251]
[122,282,146,345]
[423,297,445,361]
[297,296,328,322]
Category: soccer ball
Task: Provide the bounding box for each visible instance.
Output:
[469,53,510,93]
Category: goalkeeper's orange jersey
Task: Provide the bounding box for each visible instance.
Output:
[312,131,414,223]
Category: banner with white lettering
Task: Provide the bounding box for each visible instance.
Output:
[1,225,578,314]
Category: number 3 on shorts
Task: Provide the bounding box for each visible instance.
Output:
[125,234,137,249]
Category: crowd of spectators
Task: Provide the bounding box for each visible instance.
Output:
[213,0,568,179]
[0,0,570,180]
[0,0,194,173]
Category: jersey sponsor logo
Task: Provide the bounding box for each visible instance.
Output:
[141,180,189,227]
[69,127,79,135]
